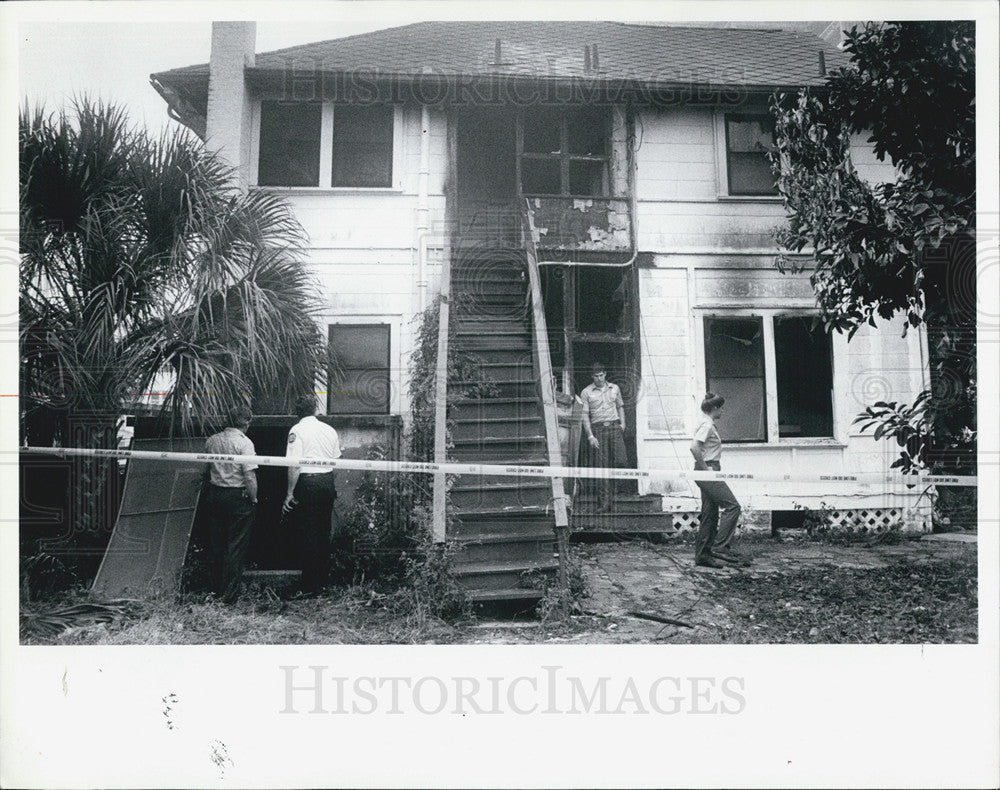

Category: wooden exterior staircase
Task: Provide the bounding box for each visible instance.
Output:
[445,245,562,600]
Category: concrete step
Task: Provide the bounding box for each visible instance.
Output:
[452,318,530,334]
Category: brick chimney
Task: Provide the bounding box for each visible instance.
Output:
[206,22,256,190]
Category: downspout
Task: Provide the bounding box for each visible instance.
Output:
[417,104,431,312]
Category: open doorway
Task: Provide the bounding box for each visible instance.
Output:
[455,107,518,246]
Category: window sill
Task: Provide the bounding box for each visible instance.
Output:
[252,186,404,196]
[715,194,784,203]
[724,439,847,449]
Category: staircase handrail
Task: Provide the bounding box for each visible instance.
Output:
[520,199,569,531]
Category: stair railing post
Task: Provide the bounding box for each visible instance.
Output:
[431,252,452,543]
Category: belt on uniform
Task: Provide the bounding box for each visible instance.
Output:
[594,421,620,427]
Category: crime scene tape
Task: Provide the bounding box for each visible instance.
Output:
[18,446,979,487]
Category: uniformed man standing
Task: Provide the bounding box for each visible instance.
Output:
[202,405,258,603]
[282,394,341,594]
[580,362,627,512]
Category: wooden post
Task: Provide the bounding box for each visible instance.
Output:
[522,201,571,618]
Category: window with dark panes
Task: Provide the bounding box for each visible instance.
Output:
[328,324,391,414]
[332,105,394,188]
[519,106,609,197]
[257,101,321,187]
[704,317,766,441]
[774,316,834,437]
[725,114,778,196]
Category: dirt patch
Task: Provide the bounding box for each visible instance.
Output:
[21,534,977,645]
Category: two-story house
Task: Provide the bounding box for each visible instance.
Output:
[151,21,927,599]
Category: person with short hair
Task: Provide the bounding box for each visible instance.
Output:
[282,394,341,594]
[690,393,747,568]
[202,405,258,603]
[581,362,627,512]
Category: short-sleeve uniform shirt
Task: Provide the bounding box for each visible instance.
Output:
[692,415,722,463]
[286,415,341,474]
[581,382,623,425]
[205,427,257,487]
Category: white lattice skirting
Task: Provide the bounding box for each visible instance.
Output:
[671,507,915,532]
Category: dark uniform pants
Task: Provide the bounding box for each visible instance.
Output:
[593,421,627,508]
[294,471,337,593]
[694,460,742,563]
[204,485,255,603]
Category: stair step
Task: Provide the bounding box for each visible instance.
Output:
[451,478,551,492]
[452,416,544,436]
[453,536,557,565]
[452,558,558,577]
[570,511,679,533]
[449,383,537,400]
[572,494,665,514]
[452,398,539,419]
[454,529,556,544]
[454,507,554,522]
[449,380,538,398]
[462,588,545,602]
[453,348,534,365]
[466,362,534,382]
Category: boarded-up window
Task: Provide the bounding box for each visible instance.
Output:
[725,114,778,196]
[332,105,394,188]
[328,324,391,414]
[704,317,766,441]
[774,316,834,437]
[257,101,322,187]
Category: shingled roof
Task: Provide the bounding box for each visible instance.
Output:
[153,20,845,91]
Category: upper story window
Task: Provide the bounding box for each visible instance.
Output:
[332,105,394,188]
[519,107,609,197]
[258,101,322,187]
[723,113,778,196]
[256,100,396,189]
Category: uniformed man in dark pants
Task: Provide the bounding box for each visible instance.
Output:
[202,406,258,603]
[282,394,341,594]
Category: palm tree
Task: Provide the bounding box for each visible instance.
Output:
[20,98,326,538]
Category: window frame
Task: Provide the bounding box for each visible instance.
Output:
[251,100,403,191]
[327,322,392,416]
[698,310,838,444]
[517,107,611,199]
[713,109,782,200]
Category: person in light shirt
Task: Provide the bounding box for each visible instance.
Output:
[202,405,258,603]
[580,362,627,512]
[690,392,748,569]
[282,394,341,594]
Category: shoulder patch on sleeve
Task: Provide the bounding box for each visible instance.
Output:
[288,432,297,444]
